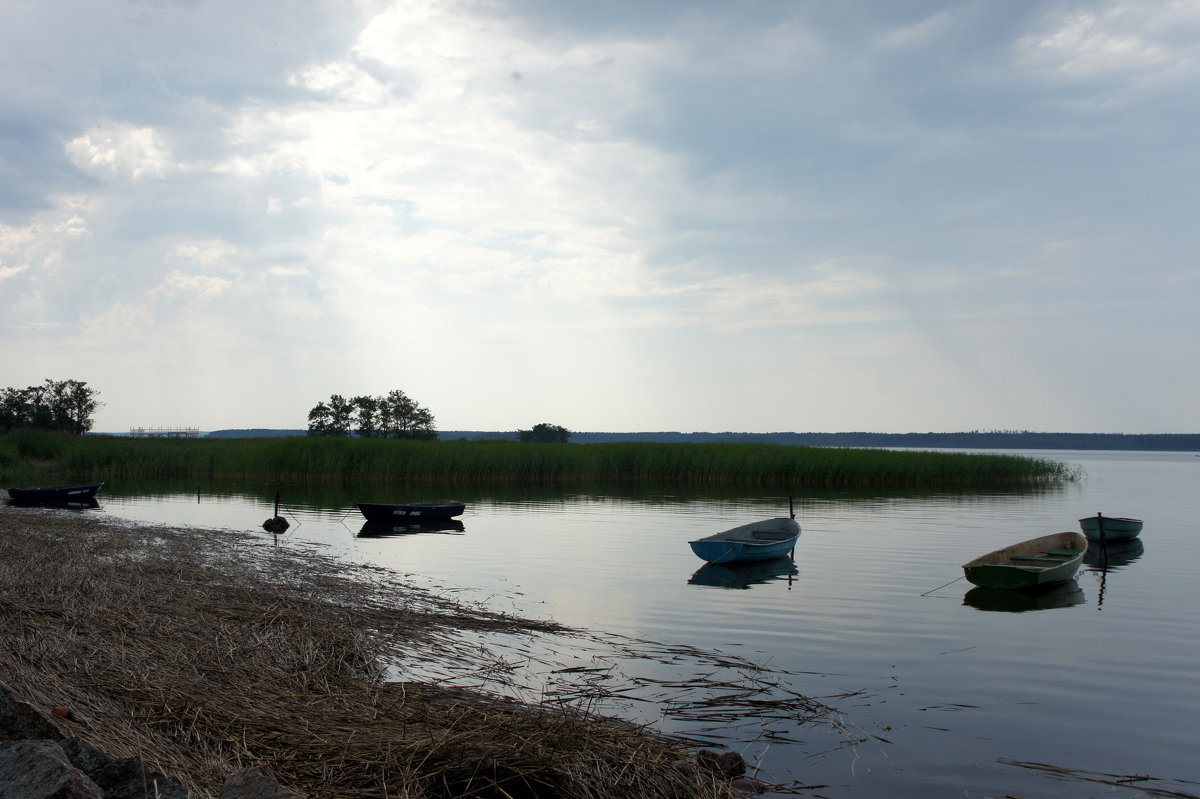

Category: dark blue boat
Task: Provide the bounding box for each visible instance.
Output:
[7,482,104,504]
[356,500,465,522]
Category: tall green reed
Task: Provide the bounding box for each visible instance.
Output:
[1,431,1071,488]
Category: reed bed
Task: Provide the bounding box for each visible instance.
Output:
[0,505,839,798]
[1,430,1072,488]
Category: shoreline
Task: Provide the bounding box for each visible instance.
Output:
[0,504,791,798]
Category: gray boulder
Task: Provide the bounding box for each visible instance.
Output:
[0,740,101,799]
[58,739,187,799]
[0,683,63,743]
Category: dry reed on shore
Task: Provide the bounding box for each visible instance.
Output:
[0,504,802,799]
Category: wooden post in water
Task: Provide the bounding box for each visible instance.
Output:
[788,495,796,558]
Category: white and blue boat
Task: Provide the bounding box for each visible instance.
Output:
[688,515,800,564]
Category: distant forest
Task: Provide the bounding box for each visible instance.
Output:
[202,429,1200,451]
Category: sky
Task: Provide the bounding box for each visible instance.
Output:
[2,0,1198,435]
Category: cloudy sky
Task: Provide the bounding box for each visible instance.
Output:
[2,0,1197,434]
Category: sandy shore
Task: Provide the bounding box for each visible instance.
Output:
[0,502,778,799]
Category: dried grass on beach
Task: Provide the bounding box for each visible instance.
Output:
[0,505,820,799]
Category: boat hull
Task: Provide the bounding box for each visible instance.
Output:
[688,518,800,564]
[356,501,465,522]
[1078,515,1142,541]
[6,483,105,504]
[962,532,1087,591]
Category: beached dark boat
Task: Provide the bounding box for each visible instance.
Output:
[962,532,1087,591]
[7,482,105,504]
[356,500,466,522]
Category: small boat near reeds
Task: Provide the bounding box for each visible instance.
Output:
[1078,513,1142,542]
[688,516,800,564]
[962,532,1087,591]
[356,500,466,522]
[6,482,105,504]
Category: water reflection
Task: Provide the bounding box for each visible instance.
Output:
[5,497,101,511]
[1084,538,1145,609]
[358,519,466,538]
[27,472,1062,513]
[688,556,798,590]
[1083,538,1145,571]
[963,580,1086,612]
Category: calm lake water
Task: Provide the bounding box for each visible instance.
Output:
[20,449,1200,798]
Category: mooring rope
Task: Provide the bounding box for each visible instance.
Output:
[921,575,964,596]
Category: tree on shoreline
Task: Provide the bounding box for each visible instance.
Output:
[518,422,571,443]
[307,389,437,439]
[0,379,102,434]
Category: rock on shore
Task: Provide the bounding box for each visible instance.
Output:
[1,682,302,799]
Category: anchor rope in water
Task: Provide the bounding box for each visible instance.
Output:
[921,575,964,596]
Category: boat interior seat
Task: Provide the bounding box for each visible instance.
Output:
[1010,555,1069,563]
[1042,548,1081,556]
[750,530,794,540]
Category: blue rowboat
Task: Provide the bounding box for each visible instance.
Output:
[356,500,465,522]
[1078,513,1142,542]
[688,517,800,564]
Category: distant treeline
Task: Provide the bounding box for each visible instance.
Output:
[557,431,1200,451]
[199,429,1200,451]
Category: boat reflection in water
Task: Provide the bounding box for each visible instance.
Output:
[963,579,1086,613]
[4,497,101,511]
[688,556,798,590]
[358,519,465,538]
[1084,538,1145,571]
[1084,538,1144,609]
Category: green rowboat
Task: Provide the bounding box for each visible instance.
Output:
[962,532,1087,591]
